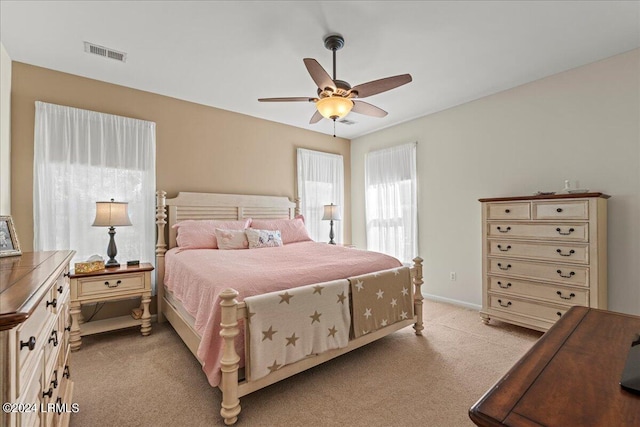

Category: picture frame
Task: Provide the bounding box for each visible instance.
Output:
[0,215,22,257]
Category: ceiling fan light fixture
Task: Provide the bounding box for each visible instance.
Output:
[316,96,353,120]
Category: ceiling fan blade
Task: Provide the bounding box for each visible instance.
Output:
[351,100,388,117]
[258,97,316,102]
[309,110,323,124]
[303,58,336,91]
[351,74,412,98]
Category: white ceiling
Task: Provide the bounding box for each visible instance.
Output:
[1,1,639,139]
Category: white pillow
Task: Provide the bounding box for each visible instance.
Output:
[214,228,249,250]
[245,229,283,249]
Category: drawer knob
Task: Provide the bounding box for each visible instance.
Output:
[556,249,575,257]
[497,263,511,271]
[104,280,122,288]
[57,285,64,294]
[497,244,511,252]
[504,209,511,213]
[497,299,512,308]
[556,227,575,236]
[557,291,576,300]
[63,365,70,379]
[497,226,511,233]
[556,270,575,279]
[556,208,563,213]
[42,388,53,399]
[497,281,511,289]
[20,336,36,351]
[46,298,57,308]
[49,330,59,347]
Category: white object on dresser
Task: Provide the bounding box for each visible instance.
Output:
[0,250,76,427]
[479,193,609,332]
[68,263,154,351]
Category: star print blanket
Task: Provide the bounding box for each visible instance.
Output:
[349,266,413,338]
[244,279,350,381]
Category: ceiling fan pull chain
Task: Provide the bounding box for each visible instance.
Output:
[333,119,336,138]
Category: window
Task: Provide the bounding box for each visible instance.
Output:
[297,148,344,243]
[365,143,417,264]
[34,102,156,287]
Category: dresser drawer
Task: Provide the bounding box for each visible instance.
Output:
[488,258,589,287]
[488,295,569,323]
[488,240,589,264]
[487,202,531,220]
[18,349,44,427]
[533,200,589,220]
[487,222,588,241]
[488,277,589,306]
[76,272,146,298]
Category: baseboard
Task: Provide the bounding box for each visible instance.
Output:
[423,293,482,311]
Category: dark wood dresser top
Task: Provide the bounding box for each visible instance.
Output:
[469,306,640,426]
[479,192,610,202]
[0,250,75,330]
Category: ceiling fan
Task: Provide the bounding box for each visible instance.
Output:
[258,34,412,133]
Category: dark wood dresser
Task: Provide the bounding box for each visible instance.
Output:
[469,306,640,426]
[1,251,76,427]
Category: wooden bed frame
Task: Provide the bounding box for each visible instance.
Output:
[155,191,424,425]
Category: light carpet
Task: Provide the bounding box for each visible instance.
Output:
[70,300,541,426]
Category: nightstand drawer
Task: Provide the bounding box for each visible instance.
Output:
[76,273,146,297]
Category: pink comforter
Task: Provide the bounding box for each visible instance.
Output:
[164,241,402,386]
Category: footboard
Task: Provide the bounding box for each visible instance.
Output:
[218,257,424,425]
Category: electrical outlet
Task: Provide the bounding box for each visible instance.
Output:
[450,272,456,281]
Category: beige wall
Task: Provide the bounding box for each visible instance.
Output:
[11,62,351,253]
[352,49,640,316]
[0,43,11,215]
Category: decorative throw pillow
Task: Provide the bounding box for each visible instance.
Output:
[249,218,312,245]
[245,229,283,249]
[215,228,249,250]
[173,219,250,249]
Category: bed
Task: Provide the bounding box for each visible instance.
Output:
[155,191,424,425]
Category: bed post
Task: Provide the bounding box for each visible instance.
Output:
[219,288,241,425]
[156,190,167,323]
[294,197,301,217]
[412,257,424,336]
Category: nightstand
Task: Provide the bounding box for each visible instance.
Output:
[68,263,154,351]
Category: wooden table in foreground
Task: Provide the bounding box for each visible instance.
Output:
[469,306,640,426]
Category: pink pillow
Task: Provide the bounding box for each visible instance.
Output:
[173,219,250,249]
[250,218,312,244]
[215,228,249,250]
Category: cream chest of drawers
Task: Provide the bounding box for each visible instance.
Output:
[479,193,608,332]
[1,251,76,427]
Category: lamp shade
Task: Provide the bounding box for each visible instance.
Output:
[92,199,132,227]
[322,203,342,221]
[316,97,353,120]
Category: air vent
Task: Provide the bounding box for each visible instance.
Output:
[338,118,357,125]
[84,42,127,63]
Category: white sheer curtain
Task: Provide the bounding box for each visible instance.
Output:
[365,142,417,264]
[34,102,156,285]
[297,148,344,243]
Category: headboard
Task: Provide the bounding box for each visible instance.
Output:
[155,191,299,320]
[158,191,298,249]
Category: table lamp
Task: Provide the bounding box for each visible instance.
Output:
[92,198,132,267]
[322,203,341,245]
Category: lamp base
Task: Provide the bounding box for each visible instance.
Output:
[105,226,120,268]
[105,259,120,268]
